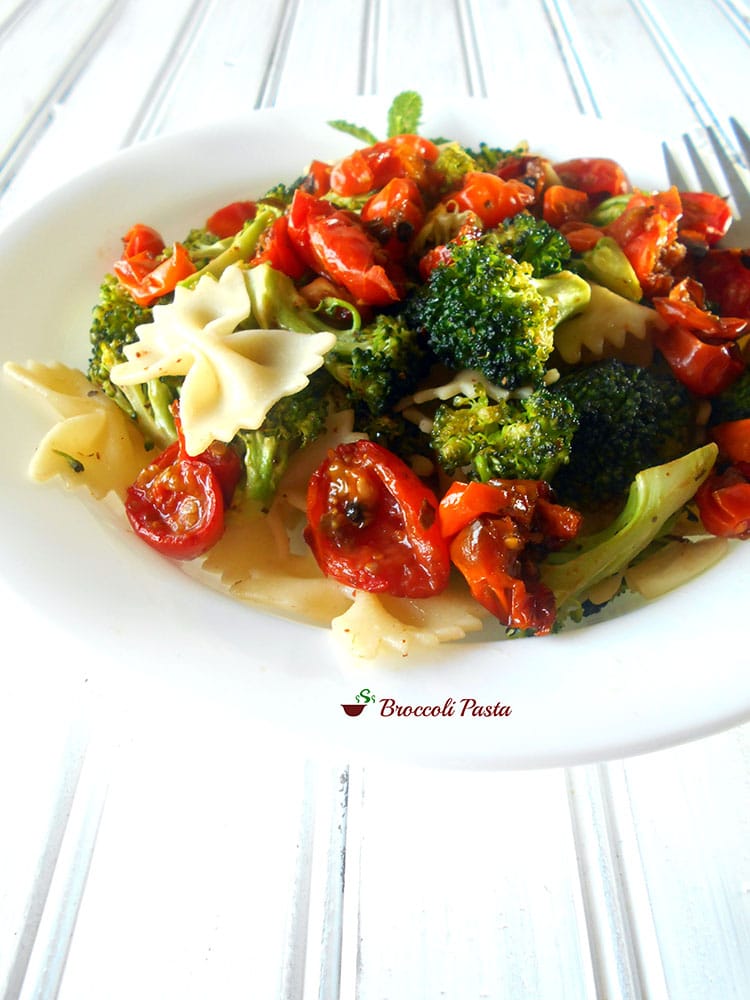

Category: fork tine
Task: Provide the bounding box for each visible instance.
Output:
[662,141,689,190]
[704,125,750,219]
[730,117,750,171]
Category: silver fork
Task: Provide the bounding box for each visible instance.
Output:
[662,118,750,247]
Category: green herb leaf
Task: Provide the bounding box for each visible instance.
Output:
[53,449,85,473]
[387,91,422,137]
[326,119,378,145]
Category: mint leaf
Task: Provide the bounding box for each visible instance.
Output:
[327,119,378,145]
[387,91,422,137]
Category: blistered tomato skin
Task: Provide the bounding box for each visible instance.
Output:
[304,440,451,598]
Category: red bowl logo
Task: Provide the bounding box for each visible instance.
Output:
[341,703,366,717]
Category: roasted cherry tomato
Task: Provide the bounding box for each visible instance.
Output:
[440,479,582,635]
[552,157,631,198]
[542,185,591,229]
[287,189,400,306]
[557,220,604,253]
[304,440,451,598]
[170,401,243,506]
[695,465,750,539]
[361,177,426,261]
[448,171,536,228]
[113,235,196,307]
[653,278,748,341]
[493,154,551,201]
[604,186,684,296]
[711,420,750,464]
[301,159,332,197]
[121,223,165,258]
[678,191,732,247]
[206,200,257,238]
[654,322,744,396]
[450,516,558,634]
[125,444,225,560]
[253,215,307,279]
[329,134,440,197]
[694,249,750,319]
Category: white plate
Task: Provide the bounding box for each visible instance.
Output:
[1,99,749,769]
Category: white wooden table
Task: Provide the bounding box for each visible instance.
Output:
[1,2,749,998]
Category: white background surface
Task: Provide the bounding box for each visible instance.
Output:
[1,1,750,998]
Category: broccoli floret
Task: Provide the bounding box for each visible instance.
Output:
[180,227,226,268]
[181,205,281,290]
[235,369,348,510]
[492,212,573,277]
[541,444,718,614]
[430,385,578,482]
[406,230,590,389]
[466,142,526,173]
[434,142,479,189]
[553,359,697,509]
[708,367,750,426]
[87,274,178,449]
[325,312,431,416]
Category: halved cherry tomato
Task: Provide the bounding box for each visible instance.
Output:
[542,185,591,229]
[695,465,750,539]
[711,420,750,464]
[654,322,744,396]
[121,223,164,258]
[170,401,243,505]
[553,157,631,198]
[450,516,558,634]
[449,171,536,228]
[604,186,684,296]
[440,479,582,635]
[694,249,750,319]
[361,177,426,261]
[493,154,551,201]
[113,238,196,307]
[557,219,604,253]
[654,278,748,341]
[304,440,451,598]
[329,134,440,197]
[678,191,732,247]
[252,215,307,279]
[301,159,332,197]
[125,445,225,560]
[287,190,400,306]
[205,200,257,238]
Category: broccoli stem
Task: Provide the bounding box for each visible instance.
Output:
[180,205,281,289]
[541,443,718,610]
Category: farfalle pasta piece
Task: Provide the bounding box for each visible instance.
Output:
[331,588,486,659]
[3,360,151,498]
[202,504,353,625]
[110,263,336,456]
[553,282,663,365]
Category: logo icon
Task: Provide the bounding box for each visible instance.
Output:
[341,687,376,717]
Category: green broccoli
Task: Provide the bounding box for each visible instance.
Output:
[708,367,750,426]
[553,359,697,509]
[245,261,358,334]
[465,142,526,173]
[324,312,432,416]
[540,443,718,615]
[430,385,578,482]
[181,205,281,290]
[87,274,179,449]
[235,368,348,510]
[406,229,591,389]
[491,212,573,277]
